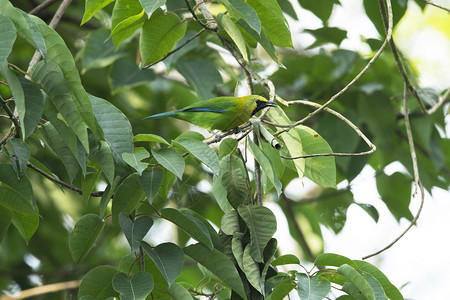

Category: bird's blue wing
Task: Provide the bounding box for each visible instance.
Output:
[182,107,226,113]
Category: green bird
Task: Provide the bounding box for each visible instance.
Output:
[144,95,276,131]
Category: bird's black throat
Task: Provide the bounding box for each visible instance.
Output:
[251,100,276,116]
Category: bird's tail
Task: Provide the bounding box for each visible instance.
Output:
[143,111,177,120]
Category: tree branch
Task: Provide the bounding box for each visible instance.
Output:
[27,162,104,197]
[362,83,425,260]
[29,0,60,15]
[274,100,376,159]
[419,0,450,13]
[0,95,21,138]
[0,280,81,300]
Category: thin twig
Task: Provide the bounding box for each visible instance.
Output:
[0,96,21,138]
[28,0,73,70]
[194,0,218,30]
[362,83,425,260]
[29,0,60,15]
[419,0,450,13]
[276,0,393,135]
[0,280,81,300]
[143,28,206,68]
[276,100,376,159]
[27,162,104,197]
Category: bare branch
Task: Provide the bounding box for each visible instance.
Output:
[27,162,104,197]
[29,0,59,15]
[28,0,73,70]
[143,28,206,69]
[276,0,393,135]
[362,83,425,260]
[275,100,376,159]
[0,280,81,300]
[0,95,21,138]
[419,0,450,13]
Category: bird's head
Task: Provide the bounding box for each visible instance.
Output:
[251,96,277,116]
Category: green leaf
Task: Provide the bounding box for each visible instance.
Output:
[316,190,353,234]
[245,0,292,47]
[221,210,240,235]
[0,164,35,215]
[90,94,133,165]
[271,254,300,267]
[6,138,30,177]
[30,60,89,152]
[237,20,279,63]
[151,148,185,180]
[161,208,213,249]
[248,139,282,196]
[296,273,331,300]
[269,277,297,300]
[298,0,336,23]
[41,122,80,182]
[99,177,120,217]
[69,214,105,263]
[219,0,261,33]
[338,264,375,300]
[175,59,223,100]
[134,133,169,145]
[217,13,248,60]
[82,28,125,73]
[355,203,379,223]
[140,8,187,66]
[33,16,103,140]
[91,140,115,184]
[112,271,154,300]
[122,148,150,175]
[296,125,336,188]
[141,241,184,286]
[168,283,192,299]
[110,0,146,47]
[178,208,222,249]
[243,245,264,294]
[10,206,39,243]
[358,271,388,300]
[267,107,305,180]
[119,213,153,251]
[221,168,248,209]
[0,207,11,243]
[305,27,347,49]
[314,253,356,268]
[110,57,156,92]
[19,11,46,59]
[139,169,164,203]
[16,76,44,139]
[42,99,86,177]
[79,265,118,299]
[237,205,276,263]
[112,174,145,223]
[219,138,238,159]
[376,172,413,222]
[212,176,233,212]
[174,138,220,175]
[82,0,115,25]
[0,16,16,61]
[353,260,404,300]
[184,243,248,300]
[140,0,167,16]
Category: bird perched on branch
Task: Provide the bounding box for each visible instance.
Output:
[144,95,276,131]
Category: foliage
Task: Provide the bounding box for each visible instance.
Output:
[0,0,448,299]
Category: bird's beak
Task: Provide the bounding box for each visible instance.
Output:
[266,101,277,107]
